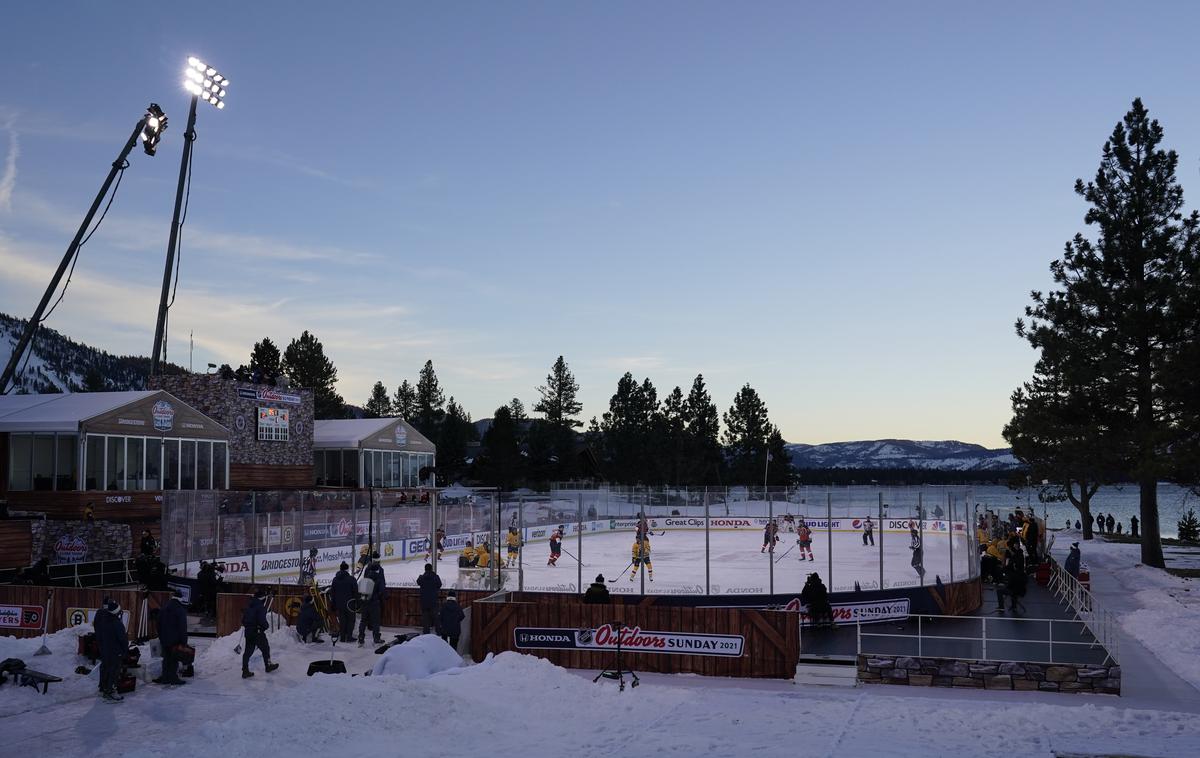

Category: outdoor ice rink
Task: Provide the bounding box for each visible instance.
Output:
[317,522,974,597]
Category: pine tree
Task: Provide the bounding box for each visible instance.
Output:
[534,356,583,428]
[765,427,794,486]
[363,381,392,418]
[1019,99,1200,568]
[509,397,527,423]
[436,397,475,484]
[533,356,582,480]
[475,405,521,489]
[282,331,345,419]
[414,361,445,438]
[1004,355,1122,540]
[722,384,773,484]
[1178,509,1200,543]
[392,379,417,420]
[248,338,283,383]
[683,374,723,485]
[661,386,688,486]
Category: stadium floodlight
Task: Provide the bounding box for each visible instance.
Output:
[151,56,231,375]
[182,56,229,110]
[140,103,168,156]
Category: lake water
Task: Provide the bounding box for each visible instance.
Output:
[962,482,1198,538]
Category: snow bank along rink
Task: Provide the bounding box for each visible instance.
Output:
[1051,532,1200,698]
[6,625,1200,758]
[307,518,975,596]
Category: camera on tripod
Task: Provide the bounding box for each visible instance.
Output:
[593,620,639,691]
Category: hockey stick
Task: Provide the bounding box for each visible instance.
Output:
[774,542,797,563]
[608,560,635,582]
[559,546,586,567]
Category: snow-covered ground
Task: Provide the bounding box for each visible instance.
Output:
[4,621,1200,758]
[1051,532,1200,693]
[4,533,1200,757]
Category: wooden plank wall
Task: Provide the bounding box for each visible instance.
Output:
[215,584,495,637]
[470,600,799,679]
[0,584,170,639]
[0,520,32,568]
[229,464,313,490]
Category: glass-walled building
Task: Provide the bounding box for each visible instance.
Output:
[312,417,435,488]
[0,390,230,494]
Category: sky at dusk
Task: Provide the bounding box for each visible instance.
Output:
[3,1,1200,447]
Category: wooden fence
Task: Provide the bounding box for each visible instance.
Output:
[0,584,170,639]
[471,600,799,678]
[0,520,33,569]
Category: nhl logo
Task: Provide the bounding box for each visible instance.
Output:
[577,628,594,645]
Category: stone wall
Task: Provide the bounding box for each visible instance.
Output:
[31,519,132,564]
[857,655,1120,695]
[152,375,314,467]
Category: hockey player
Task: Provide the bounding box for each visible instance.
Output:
[424,528,446,562]
[761,519,779,553]
[781,513,796,533]
[459,540,478,568]
[796,521,814,561]
[636,512,650,541]
[630,535,653,582]
[548,526,564,566]
[298,547,318,585]
[862,516,875,547]
[505,527,521,567]
[476,541,491,569]
[909,524,926,578]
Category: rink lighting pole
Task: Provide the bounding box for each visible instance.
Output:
[0,104,167,394]
[151,56,229,375]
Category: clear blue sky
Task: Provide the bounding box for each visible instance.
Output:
[3,2,1199,447]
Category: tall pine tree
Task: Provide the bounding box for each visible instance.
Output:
[683,374,723,484]
[436,397,475,484]
[533,356,582,479]
[392,379,417,420]
[247,338,282,383]
[282,331,345,419]
[1019,99,1200,567]
[363,381,392,418]
[475,405,521,489]
[414,361,445,438]
[722,384,773,484]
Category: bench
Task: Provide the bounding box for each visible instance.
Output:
[0,668,63,695]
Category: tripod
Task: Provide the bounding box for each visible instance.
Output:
[592,622,639,691]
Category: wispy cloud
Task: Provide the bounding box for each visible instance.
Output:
[0,118,18,212]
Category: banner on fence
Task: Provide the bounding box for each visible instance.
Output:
[514,625,745,657]
[66,606,131,629]
[782,597,911,626]
[0,604,44,630]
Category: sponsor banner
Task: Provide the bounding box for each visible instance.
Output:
[238,387,302,405]
[514,625,744,657]
[781,597,910,626]
[54,534,88,563]
[520,582,579,593]
[0,604,44,630]
[67,607,131,629]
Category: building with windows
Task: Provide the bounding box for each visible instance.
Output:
[313,417,435,488]
[0,390,229,521]
[150,375,315,489]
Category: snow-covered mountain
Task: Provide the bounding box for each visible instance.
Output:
[786,438,1019,472]
[0,312,180,393]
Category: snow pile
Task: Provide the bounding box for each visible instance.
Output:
[0,626,152,711]
[370,634,462,679]
[1062,537,1200,690]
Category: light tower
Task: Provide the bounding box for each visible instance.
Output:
[150,56,229,375]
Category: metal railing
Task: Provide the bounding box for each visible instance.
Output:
[856,613,1116,666]
[1046,557,1119,664]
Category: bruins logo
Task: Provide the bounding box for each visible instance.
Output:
[384,543,395,557]
[284,597,302,619]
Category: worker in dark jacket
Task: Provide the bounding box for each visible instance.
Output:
[296,595,324,643]
[94,598,128,702]
[196,561,217,621]
[437,591,465,651]
[1064,542,1082,579]
[583,575,611,604]
[416,563,442,634]
[357,553,386,647]
[241,589,279,678]
[154,590,189,685]
[330,562,358,643]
